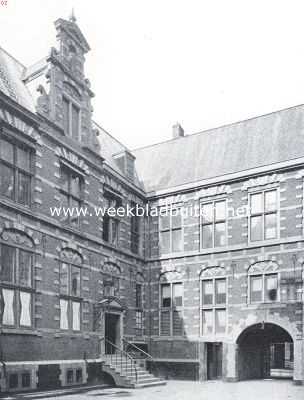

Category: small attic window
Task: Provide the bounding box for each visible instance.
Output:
[113,151,135,182]
[69,44,77,55]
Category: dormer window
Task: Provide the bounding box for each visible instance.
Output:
[68,44,77,55]
[62,96,80,140]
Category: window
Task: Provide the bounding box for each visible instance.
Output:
[62,96,80,140]
[65,368,83,385]
[103,275,119,297]
[0,244,33,328]
[9,373,18,389]
[135,283,143,309]
[135,283,143,335]
[201,278,227,335]
[201,200,227,249]
[59,262,82,331]
[160,282,183,336]
[249,190,278,241]
[59,166,83,227]
[7,371,31,391]
[66,369,74,384]
[102,192,121,246]
[130,202,140,254]
[76,369,83,383]
[159,208,183,254]
[135,311,143,335]
[249,273,278,303]
[21,372,31,388]
[0,137,32,206]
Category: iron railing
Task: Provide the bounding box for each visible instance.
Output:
[122,338,157,375]
[103,338,138,383]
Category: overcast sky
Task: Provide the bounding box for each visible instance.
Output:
[1,0,304,149]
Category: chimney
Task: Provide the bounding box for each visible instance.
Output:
[172,122,184,138]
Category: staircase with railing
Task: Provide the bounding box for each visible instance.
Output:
[101,339,166,388]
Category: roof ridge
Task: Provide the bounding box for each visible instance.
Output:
[93,120,132,153]
[132,103,304,153]
[0,45,26,69]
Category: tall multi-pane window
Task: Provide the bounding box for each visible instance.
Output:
[159,208,183,254]
[201,200,227,249]
[0,137,32,206]
[201,278,227,335]
[59,262,82,331]
[102,192,121,246]
[0,244,33,328]
[130,202,140,254]
[249,273,279,303]
[249,190,278,241]
[62,96,80,141]
[160,282,183,336]
[59,166,83,227]
[135,283,143,335]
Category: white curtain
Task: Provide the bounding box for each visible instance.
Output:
[2,289,15,325]
[20,291,31,327]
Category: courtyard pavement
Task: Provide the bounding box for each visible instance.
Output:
[1,380,303,400]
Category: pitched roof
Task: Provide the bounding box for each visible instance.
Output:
[94,121,143,189]
[132,105,304,193]
[2,47,304,196]
[0,47,35,112]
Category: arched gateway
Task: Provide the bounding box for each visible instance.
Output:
[236,323,294,380]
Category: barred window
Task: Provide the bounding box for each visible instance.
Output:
[135,282,143,336]
[160,282,183,336]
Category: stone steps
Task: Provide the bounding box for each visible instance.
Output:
[102,355,166,389]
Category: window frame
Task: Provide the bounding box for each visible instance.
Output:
[159,281,184,337]
[130,201,141,254]
[135,282,143,336]
[62,95,81,141]
[248,272,280,304]
[0,135,34,207]
[200,277,227,336]
[200,199,227,250]
[0,243,34,329]
[248,188,279,243]
[59,164,84,228]
[102,191,121,246]
[159,206,183,254]
[59,261,82,332]
[103,274,120,298]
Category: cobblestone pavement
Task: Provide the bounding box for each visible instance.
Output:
[5,380,303,400]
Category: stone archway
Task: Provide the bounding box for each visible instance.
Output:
[236,323,293,381]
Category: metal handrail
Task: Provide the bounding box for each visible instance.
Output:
[122,338,157,375]
[104,339,138,383]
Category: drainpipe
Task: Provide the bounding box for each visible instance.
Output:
[148,207,152,357]
[0,329,7,391]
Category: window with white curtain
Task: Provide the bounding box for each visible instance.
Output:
[0,243,33,328]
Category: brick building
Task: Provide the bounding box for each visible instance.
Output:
[0,14,303,392]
